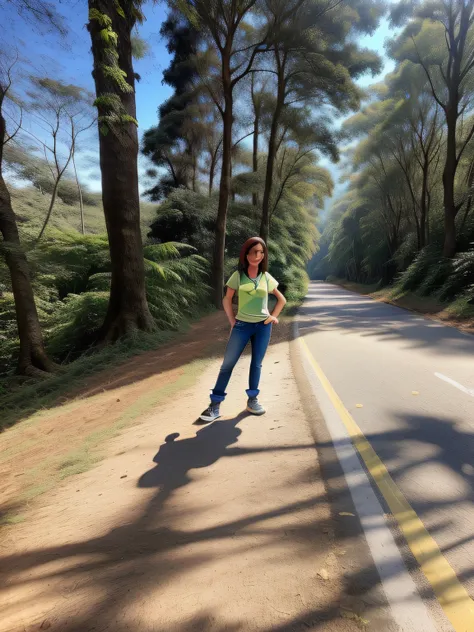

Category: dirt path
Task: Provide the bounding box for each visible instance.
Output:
[0,314,391,632]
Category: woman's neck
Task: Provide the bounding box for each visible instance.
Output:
[247,265,259,279]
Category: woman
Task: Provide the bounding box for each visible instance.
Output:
[200,237,287,422]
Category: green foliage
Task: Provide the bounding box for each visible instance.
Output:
[0,293,18,375]
[131,36,150,59]
[4,143,99,207]
[417,259,452,297]
[439,247,474,302]
[89,9,112,27]
[0,212,212,374]
[88,4,139,133]
[393,246,439,292]
[46,291,109,360]
[6,185,155,239]
[0,327,181,429]
[102,64,133,94]
[322,17,474,313]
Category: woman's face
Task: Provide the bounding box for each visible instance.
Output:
[247,244,265,267]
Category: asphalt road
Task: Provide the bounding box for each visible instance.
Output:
[298,282,474,614]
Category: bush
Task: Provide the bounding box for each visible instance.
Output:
[0,231,212,375]
[417,258,452,297]
[396,245,442,293]
[46,291,109,361]
[439,245,474,301]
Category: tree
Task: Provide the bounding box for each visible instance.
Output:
[0,53,55,375]
[344,67,443,251]
[171,0,272,307]
[1,0,66,33]
[3,142,99,208]
[72,149,86,234]
[390,0,474,257]
[87,0,154,341]
[23,77,95,241]
[250,73,269,206]
[259,0,383,243]
[142,11,202,200]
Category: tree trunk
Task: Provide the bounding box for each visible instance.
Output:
[251,76,260,207]
[442,115,458,257]
[209,149,216,196]
[88,0,154,340]
[252,109,259,207]
[420,161,429,249]
[460,161,474,233]
[0,115,54,375]
[73,152,85,234]
[260,53,284,243]
[230,155,235,202]
[192,155,197,192]
[212,50,233,308]
[37,177,60,241]
[426,201,431,244]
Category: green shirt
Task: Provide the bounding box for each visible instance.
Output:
[226,270,279,323]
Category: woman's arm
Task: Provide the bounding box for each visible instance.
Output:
[222,287,237,328]
[264,288,286,324]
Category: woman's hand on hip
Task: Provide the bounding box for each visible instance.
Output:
[264,315,278,325]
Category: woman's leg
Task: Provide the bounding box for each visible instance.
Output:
[211,322,253,403]
[247,322,272,398]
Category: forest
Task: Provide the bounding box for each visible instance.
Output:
[312,0,474,322]
[1,0,473,403]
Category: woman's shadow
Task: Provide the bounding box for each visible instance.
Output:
[138,413,249,508]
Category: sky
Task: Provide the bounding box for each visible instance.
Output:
[1,0,395,199]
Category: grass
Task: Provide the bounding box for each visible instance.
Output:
[0,312,213,431]
[326,277,381,295]
[0,513,25,526]
[445,295,474,320]
[1,355,212,526]
[10,184,157,240]
[329,277,474,330]
[55,357,209,482]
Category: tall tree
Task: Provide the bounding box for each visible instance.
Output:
[250,74,269,207]
[259,0,383,243]
[344,68,443,251]
[172,0,272,307]
[142,11,202,199]
[0,54,55,375]
[87,0,154,341]
[390,0,474,257]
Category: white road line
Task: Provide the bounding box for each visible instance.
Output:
[294,321,437,632]
[435,372,474,397]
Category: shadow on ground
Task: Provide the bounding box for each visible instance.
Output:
[299,284,473,356]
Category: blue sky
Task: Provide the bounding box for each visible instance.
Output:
[2,1,394,197]
[3,1,173,191]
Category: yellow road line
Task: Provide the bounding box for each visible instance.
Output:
[299,336,474,632]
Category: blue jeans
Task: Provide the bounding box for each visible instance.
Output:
[210,320,273,403]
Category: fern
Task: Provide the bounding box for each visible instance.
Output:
[0,227,211,374]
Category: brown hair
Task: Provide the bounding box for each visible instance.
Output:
[238,237,268,274]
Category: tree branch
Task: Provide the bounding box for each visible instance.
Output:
[456,119,474,164]
[412,36,446,110]
[231,42,272,87]
[232,130,254,149]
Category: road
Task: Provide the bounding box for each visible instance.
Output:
[298,282,474,631]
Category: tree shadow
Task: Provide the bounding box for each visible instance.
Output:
[1,312,292,432]
[2,410,369,631]
[5,411,472,630]
[316,412,474,603]
[299,283,474,356]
